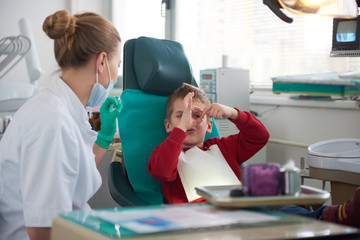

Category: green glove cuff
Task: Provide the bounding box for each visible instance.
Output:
[95,96,122,149]
[95,132,114,149]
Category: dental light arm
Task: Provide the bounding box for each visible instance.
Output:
[263,0,293,23]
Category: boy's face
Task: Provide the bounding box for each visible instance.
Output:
[165,98,212,149]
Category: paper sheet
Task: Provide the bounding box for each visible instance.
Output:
[178,145,241,202]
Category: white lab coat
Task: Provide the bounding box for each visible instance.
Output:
[0,77,101,240]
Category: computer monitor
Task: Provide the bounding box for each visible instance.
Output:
[331,16,360,57]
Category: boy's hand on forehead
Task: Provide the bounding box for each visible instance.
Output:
[201,103,238,120]
[177,92,205,131]
[177,92,195,131]
[183,92,194,108]
[182,92,194,123]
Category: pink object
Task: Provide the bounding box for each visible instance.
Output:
[242,163,281,196]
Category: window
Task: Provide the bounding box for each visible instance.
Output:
[112,0,165,85]
[168,0,360,86]
[112,0,165,80]
[112,0,165,41]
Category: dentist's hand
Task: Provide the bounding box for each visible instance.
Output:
[95,96,123,149]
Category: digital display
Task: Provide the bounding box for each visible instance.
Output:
[336,20,357,42]
[202,74,213,80]
[331,16,360,57]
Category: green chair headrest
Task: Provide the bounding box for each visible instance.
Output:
[133,36,195,96]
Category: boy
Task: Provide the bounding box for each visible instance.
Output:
[148,83,270,203]
[148,83,360,228]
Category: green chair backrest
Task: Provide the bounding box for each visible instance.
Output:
[118,36,220,204]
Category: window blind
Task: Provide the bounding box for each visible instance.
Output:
[170,0,360,85]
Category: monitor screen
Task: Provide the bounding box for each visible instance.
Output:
[336,20,357,42]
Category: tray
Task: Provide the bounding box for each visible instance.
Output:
[271,72,360,96]
[195,185,330,208]
[272,82,360,96]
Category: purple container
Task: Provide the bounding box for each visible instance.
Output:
[242,163,281,196]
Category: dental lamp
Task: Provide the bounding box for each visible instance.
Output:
[263,0,359,23]
[264,0,360,57]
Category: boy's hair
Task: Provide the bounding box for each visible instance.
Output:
[166,83,211,120]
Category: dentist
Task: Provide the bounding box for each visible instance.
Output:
[0,10,122,240]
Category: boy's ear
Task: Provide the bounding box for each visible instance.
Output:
[206,118,213,133]
[164,119,172,133]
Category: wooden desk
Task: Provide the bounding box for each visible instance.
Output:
[309,167,360,205]
[51,214,360,240]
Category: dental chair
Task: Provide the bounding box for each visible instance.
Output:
[108,36,220,206]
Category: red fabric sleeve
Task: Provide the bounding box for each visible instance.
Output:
[148,128,186,183]
[205,109,269,179]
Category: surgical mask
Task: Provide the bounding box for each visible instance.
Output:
[86,57,114,107]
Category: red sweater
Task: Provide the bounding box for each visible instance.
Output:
[148,109,269,204]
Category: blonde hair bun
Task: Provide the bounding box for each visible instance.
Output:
[43,10,120,68]
[43,10,76,40]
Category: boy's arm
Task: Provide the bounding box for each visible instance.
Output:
[148,128,186,183]
[207,108,269,164]
[201,103,238,121]
[231,109,269,162]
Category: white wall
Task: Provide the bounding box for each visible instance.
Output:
[0,0,111,86]
[250,90,360,195]
[250,91,360,165]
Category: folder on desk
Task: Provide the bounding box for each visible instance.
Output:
[59,204,307,238]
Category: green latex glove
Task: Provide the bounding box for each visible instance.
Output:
[96,96,123,149]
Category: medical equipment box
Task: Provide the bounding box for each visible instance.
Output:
[200,68,250,138]
[200,68,250,110]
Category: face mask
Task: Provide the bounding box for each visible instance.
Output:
[86,57,114,107]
